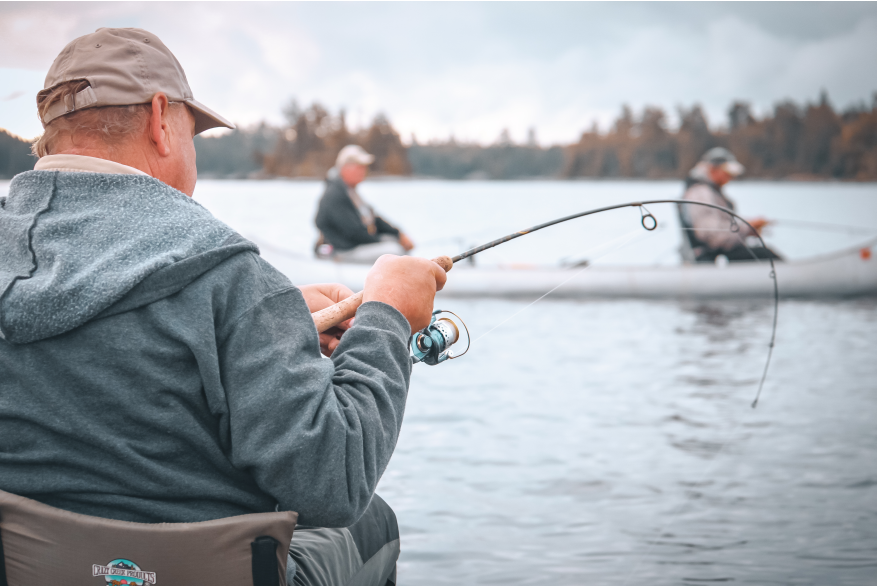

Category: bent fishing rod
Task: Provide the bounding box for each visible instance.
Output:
[311,199,779,407]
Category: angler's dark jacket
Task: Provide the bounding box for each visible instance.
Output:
[314,174,400,252]
[0,170,412,527]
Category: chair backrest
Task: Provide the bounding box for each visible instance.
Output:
[0,489,296,586]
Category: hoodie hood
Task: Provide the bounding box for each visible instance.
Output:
[0,171,257,344]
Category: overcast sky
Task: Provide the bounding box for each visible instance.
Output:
[2,1,876,144]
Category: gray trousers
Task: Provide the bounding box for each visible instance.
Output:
[286,494,400,585]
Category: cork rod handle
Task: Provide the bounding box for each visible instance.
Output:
[312,255,454,333]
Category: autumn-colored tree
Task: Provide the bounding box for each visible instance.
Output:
[830,99,877,180]
[360,114,411,176]
[262,102,410,178]
[563,93,877,180]
[194,93,877,181]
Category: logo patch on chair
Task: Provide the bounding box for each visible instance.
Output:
[92,559,157,585]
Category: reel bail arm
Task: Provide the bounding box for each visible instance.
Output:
[411,309,471,366]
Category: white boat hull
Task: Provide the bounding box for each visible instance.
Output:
[256,238,877,299]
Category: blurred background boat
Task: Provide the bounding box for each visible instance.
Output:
[172,178,877,300]
[258,236,877,300]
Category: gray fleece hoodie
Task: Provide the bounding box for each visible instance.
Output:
[0,171,412,527]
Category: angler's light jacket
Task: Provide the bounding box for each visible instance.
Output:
[0,168,412,527]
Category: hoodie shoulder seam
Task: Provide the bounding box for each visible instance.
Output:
[217,285,303,348]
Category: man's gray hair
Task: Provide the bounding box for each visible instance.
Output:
[32,80,182,158]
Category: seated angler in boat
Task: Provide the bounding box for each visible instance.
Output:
[0,27,447,586]
[679,147,783,263]
[314,145,415,264]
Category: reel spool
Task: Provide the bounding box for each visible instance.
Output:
[410,309,471,366]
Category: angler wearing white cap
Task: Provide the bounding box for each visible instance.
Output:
[679,147,782,263]
[314,144,415,263]
[0,27,446,585]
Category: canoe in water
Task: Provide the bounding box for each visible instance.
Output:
[256,238,877,299]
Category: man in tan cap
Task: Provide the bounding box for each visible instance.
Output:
[0,27,446,585]
[315,144,415,263]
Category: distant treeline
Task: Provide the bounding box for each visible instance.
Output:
[195,93,877,180]
[2,92,875,181]
[566,93,877,180]
[407,141,565,180]
[0,130,34,179]
[193,102,411,180]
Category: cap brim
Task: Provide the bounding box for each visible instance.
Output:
[723,161,745,176]
[186,98,235,135]
[339,154,375,166]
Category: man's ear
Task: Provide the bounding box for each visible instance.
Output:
[148,92,172,157]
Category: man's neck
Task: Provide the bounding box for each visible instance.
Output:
[53,145,155,177]
[34,153,147,176]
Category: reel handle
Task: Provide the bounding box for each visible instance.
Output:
[312,255,454,333]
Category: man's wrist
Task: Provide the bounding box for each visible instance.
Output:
[355,301,410,338]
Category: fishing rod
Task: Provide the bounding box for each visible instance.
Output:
[311,199,779,406]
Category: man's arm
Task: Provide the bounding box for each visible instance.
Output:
[218,288,409,527]
[374,215,400,238]
[216,255,444,527]
[375,216,415,251]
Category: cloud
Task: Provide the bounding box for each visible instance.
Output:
[2,90,26,101]
[0,2,875,144]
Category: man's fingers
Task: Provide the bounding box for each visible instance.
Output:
[318,329,345,357]
[331,284,356,302]
[430,259,448,292]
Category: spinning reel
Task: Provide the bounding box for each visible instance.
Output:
[410,310,471,366]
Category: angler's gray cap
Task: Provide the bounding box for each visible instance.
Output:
[39,27,234,135]
[701,147,744,176]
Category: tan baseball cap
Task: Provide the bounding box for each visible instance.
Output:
[39,27,234,135]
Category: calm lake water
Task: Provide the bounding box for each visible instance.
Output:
[2,178,876,584]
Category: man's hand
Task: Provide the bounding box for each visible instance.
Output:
[362,255,447,333]
[398,233,415,252]
[300,283,355,356]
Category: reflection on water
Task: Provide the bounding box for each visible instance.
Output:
[378,297,877,585]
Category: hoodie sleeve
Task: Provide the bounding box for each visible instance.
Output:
[216,273,412,527]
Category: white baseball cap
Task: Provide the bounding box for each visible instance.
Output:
[336,144,375,167]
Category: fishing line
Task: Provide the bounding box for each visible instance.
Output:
[622,230,773,583]
[561,222,667,267]
[728,230,778,409]
[450,199,778,408]
[435,201,778,582]
[470,228,649,347]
